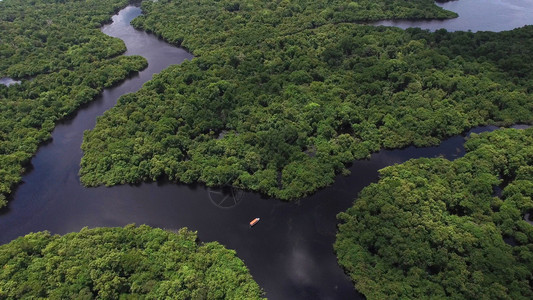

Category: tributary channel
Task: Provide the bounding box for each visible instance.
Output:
[1,1,532,299]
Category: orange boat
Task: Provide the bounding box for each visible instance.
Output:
[249,218,260,227]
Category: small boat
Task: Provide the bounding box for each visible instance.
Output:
[249,217,260,227]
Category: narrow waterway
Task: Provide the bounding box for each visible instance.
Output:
[1,2,532,300]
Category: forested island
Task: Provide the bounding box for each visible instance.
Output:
[80,0,532,200]
[0,0,147,207]
[335,128,533,299]
[0,225,263,298]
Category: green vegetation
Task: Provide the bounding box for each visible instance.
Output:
[0,0,147,206]
[80,0,532,200]
[335,128,533,299]
[0,225,263,299]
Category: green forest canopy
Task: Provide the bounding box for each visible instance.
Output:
[335,128,533,299]
[80,0,533,200]
[0,0,147,207]
[0,225,264,299]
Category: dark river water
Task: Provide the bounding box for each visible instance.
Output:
[1,2,532,300]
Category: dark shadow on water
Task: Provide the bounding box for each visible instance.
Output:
[0,201,13,217]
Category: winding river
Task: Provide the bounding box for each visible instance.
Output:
[1,2,532,299]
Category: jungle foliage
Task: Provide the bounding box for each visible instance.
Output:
[335,128,533,299]
[80,0,533,200]
[0,0,147,206]
[0,225,263,299]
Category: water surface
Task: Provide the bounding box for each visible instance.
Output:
[375,0,533,32]
[0,78,20,86]
[1,3,532,300]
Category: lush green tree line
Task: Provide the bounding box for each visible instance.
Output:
[335,128,533,299]
[0,0,148,206]
[0,225,264,299]
[80,0,532,200]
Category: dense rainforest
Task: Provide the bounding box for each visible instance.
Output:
[0,225,263,298]
[0,0,147,207]
[0,0,531,299]
[80,0,533,200]
[335,128,533,299]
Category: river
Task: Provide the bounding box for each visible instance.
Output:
[374,0,533,32]
[0,2,532,300]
